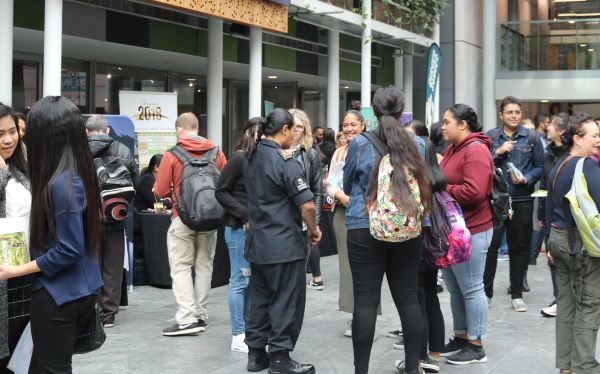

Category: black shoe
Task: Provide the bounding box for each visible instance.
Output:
[446,343,487,365]
[248,347,270,372]
[161,322,202,336]
[269,352,315,374]
[439,336,469,357]
[197,319,208,329]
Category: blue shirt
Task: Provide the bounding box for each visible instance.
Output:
[32,173,103,306]
[343,133,426,230]
[487,126,545,202]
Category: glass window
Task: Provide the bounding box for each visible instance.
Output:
[12,60,38,111]
[62,59,89,113]
[95,63,167,114]
[301,88,326,131]
[172,72,207,135]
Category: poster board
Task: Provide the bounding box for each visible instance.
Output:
[119,91,178,168]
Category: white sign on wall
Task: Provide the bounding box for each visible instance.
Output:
[119,91,178,167]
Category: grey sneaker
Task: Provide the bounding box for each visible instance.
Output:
[421,355,440,373]
[161,322,202,336]
[395,360,424,374]
[440,336,469,357]
[511,298,528,312]
[446,343,487,365]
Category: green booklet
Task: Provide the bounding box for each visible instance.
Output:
[0,217,30,266]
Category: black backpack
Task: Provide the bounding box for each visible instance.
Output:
[170,146,223,231]
[94,143,135,222]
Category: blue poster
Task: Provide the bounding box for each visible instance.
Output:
[425,43,441,128]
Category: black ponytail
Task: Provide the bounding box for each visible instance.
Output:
[247,108,293,161]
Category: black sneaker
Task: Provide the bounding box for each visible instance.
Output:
[439,336,468,357]
[421,355,440,373]
[161,322,202,336]
[307,280,324,290]
[197,319,208,330]
[446,343,487,365]
[387,329,403,338]
[393,336,404,350]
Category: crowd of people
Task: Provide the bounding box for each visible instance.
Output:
[0,87,598,374]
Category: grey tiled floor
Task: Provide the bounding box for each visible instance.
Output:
[73,254,574,373]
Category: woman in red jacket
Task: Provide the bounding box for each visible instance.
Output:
[439,104,494,366]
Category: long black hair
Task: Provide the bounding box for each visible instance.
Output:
[429,121,447,155]
[0,103,28,176]
[423,137,446,193]
[366,86,431,215]
[141,154,162,175]
[323,128,336,147]
[26,96,103,257]
[248,108,293,160]
[234,117,262,156]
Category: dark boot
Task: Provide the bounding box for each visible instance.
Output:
[248,347,270,372]
[268,351,316,374]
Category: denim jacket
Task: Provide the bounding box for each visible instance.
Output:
[486,125,545,202]
[343,133,426,229]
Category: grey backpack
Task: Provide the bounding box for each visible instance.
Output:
[170,146,223,231]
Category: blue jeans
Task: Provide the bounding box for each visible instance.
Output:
[225,226,250,335]
[442,229,492,340]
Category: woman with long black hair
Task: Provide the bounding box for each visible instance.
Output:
[343,86,430,374]
[215,117,260,354]
[0,96,104,373]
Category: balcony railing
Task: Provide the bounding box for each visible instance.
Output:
[499,19,600,72]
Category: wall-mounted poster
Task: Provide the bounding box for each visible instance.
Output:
[119,91,178,167]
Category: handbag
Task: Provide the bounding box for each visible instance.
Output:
[74,303,106,354]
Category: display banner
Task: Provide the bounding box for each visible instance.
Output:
[119,91,177,168]
[425,43,441,128]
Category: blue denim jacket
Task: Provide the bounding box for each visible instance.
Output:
[486,126,545,202]
[343,133,426,229]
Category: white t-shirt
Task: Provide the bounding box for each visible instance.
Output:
[6,178,31,217]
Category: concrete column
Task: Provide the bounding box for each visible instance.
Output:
[207,17,223,146]
[394,50,403,89]
[327,29,340,130]
[483,0,497,131]
[433,23,441,124]
[249,27,262,118]
[403,56,413,115]
[361,0,372,107]
[0,0,13,105]
[43,0,63,97]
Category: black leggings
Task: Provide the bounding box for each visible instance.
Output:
[418,262,445,359]
[347,229,423,374]
[29,288,96,374]
[307,245,321,278]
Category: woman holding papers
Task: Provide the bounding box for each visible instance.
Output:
[0,96,104,373]
[0,104,31,371]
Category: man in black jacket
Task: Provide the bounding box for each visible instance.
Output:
[86,115,138,327]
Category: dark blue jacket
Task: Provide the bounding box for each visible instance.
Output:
[487,126,545,202]
[32,173,103,306]
[343,133,426,230]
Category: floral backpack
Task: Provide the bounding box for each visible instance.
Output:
[363,132,423,242]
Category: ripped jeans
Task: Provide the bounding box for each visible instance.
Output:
[225,226,251,335]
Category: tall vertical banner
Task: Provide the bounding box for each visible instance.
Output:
[119,91,178,167]
[425,43,441,128]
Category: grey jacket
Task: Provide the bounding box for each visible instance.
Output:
[0,165,30,359]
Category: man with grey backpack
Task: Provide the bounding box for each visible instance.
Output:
[154,113,227,336]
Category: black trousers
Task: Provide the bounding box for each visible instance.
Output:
[484,200,533,300]
[418,262,445,359]
[347,228,422,374]
[98,229,125,323]
[307,245,321,278]
[29,288,95,374]
[245,259,306,353]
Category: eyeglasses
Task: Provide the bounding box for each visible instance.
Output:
[502,110,522,117]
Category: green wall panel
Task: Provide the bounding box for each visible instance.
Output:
[376,44,395,85]
[149,21,198,55]
[265,44,296,71]
[288,18,297,37]
[198,30,208,57]
[340,60,360,82]
[340,33,361,52]
[14,0,44,31]
[223,35,238,62]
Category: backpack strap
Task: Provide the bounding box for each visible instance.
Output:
[170,145,220,165]
[362,131,389,156]
[551,155,576,200]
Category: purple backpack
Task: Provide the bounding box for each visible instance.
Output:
[423,191,472,269]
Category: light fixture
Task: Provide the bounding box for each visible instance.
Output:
[150,80,154,83]
[580,43,588,47]
[107,74,112,79]
[568,20,576,24]
[274,86,278,89]
[267,75,278,79]
[187,78,196,81]
[554,0,586,3]
[559,12,600,17]
[344,86,349,89]
[589,48,595,52]
[104,98,108,102]
[189,83,193,87]
[117,67,122,71]
[541,99,549,103]
[197,89,201,93]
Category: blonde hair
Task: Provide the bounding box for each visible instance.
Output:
[288,108,313,150]
[336,132,347,148]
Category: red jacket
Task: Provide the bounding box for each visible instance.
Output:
[153,137,227,219]
[440,133,494,235]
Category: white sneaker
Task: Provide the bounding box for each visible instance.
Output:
[511,298,528,312]
[541,303,557,317]
[231,333,248,353]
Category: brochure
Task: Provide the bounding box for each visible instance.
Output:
[507,162,524,181]
[0,217,30,266]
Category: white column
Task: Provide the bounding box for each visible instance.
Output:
[0,0,13,105]
[403,56,413,115]
[43,0,63,97]
[327,29,340,130]
[433,24,441,124]
[483,0,497,131]
[394,50,403,88]
[249,27,262,118]
[207,17,223,146]
[361,0,372,107]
